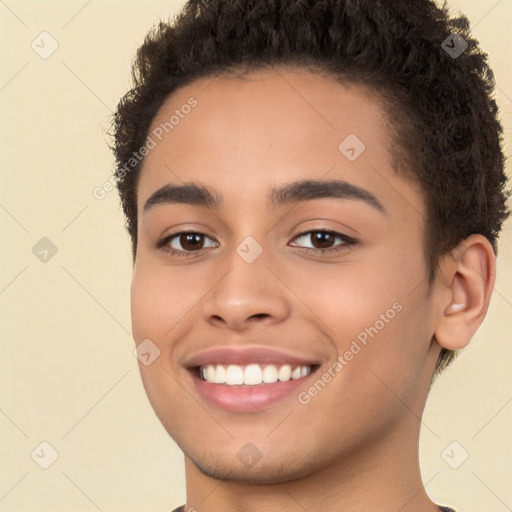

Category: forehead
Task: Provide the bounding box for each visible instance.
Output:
[137,67,422,219]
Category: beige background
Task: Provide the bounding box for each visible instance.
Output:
[0,1,510,511]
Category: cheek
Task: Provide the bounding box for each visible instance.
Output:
[305,250,431,386]
[337,284,434,406]
[289,261,399,338]
[130,260,195,342]
[130,262,192,419]
[130,269,161,342]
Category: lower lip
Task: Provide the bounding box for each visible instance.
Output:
[188,368,317,412]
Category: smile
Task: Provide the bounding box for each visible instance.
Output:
[199,363,314,386]
[188,363,320,412]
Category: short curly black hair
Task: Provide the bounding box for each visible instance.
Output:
[110,0,509,376]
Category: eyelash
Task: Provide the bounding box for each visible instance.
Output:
[155,229,357,258]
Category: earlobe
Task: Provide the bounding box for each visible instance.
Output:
[434,235,496,351]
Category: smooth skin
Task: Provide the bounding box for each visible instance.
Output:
[130,67,495,512]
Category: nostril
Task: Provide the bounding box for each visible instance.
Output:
[250,313,269,320]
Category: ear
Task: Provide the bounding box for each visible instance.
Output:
[434,234,496,350]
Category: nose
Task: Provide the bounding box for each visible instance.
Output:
[200,244,291,332]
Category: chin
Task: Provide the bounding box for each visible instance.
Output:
[187,447,327,485]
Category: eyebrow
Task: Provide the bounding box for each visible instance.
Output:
[143,179,385,214]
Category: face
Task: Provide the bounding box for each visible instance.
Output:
[131,67,442,483]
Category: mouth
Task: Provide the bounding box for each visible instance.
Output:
[187,362,321,412]
[193,362,319,385]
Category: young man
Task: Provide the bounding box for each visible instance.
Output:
[110,1,509,510]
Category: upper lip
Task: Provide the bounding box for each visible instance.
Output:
[182,346,321,369]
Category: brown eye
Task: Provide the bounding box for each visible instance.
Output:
[158,231,219,255]
[174,233,205,251]
[289,230,357,255]
[309,232,336,249]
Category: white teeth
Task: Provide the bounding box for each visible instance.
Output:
[226,364,244,385]
[214,364,226,384]
[244,364,263,385]
[199,363,313,385]
[262,364,278,383]
[206,365,216,382]
[278,364,292,382]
